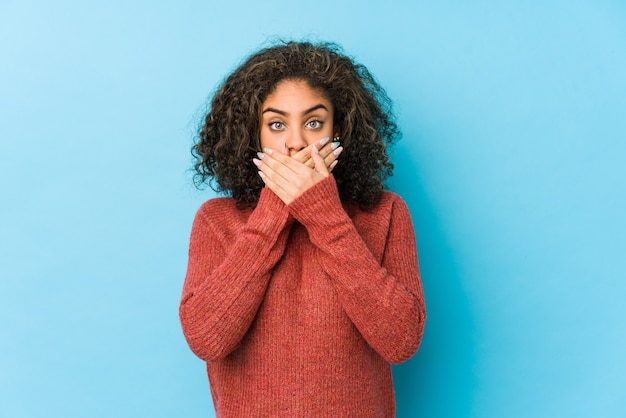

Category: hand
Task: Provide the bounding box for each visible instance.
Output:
[253,146,330,205]
[292,137,343,172]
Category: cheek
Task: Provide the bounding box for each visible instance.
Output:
[259,128,280,150]
[302,126,333,147]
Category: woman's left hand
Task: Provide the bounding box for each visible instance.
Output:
[253,146,329,205]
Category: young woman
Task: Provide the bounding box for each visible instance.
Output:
[180,41,426,417]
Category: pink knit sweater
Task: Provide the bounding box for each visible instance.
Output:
[180,175,425,417]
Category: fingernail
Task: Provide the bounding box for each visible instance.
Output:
[253,158,262,167]
[333,146,343,156]
[263,147,273,154]
[258,171,266,179]
[256,152,264,159]
[319,137,330,146]
[329,160,338,170]
[331,141,340,150]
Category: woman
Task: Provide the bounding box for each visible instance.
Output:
[180,41,426,417]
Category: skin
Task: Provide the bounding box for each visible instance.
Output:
[253,80,344,204]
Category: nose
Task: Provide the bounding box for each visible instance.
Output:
[285,129,307,155]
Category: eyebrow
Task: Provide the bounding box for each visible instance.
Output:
[262,104,328,116]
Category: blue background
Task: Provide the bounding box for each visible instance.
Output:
[1,1,625,417]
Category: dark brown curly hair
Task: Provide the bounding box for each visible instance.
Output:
[192,40,400,209]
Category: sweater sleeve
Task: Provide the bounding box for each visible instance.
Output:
[179,189,292,362]
[288,176,426,364]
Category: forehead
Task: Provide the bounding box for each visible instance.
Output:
[263,79,331,109]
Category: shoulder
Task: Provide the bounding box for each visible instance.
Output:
[197,196,238,215]
[361,191,410,218]
[194,197,251,228]
[351,191,413,234]
[190,197,252,245]
[378,190,408,208]
[349,190,409,228]
[348,191,412,259]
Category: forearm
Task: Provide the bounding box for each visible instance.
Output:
[180,190,292,361]
[317,235,425,364]
[288,176,426,363]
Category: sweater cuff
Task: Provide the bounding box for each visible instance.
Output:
[247,187,292,234]
[287,175,345,228]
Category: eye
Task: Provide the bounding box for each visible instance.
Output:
[306,120,323,129]
[269,121,285,130]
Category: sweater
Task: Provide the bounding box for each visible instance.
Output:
[179,175,426,417]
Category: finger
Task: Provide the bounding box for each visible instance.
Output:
[257,170,293,204]
[254,156,293,193]
[256,150,295,180]
[324,144,343,167]
[255,156,299,202]
[322,146,336,167]
[311,145,329,176]
[318,140,338,159]
[302,140,340,169]
[294,137,335,167]
[255,151,303,197]
[293,137,329,164]
[294,145,314,167]
[262,148,309,175]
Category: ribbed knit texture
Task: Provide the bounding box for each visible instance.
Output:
[180,175,426,417]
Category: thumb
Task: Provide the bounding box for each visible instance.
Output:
[311,145,329,176]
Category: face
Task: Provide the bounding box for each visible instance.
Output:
[260,79,335,156]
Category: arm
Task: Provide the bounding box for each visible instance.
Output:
[288,176,426,364]
[179,189,292,362]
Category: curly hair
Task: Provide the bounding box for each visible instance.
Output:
[192,40,400,209]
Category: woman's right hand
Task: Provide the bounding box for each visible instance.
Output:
[292,137,342,172]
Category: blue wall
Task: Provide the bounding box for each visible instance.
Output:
[1,1,625,417]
